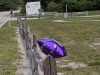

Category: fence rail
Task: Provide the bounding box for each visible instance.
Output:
[17,16,57,75]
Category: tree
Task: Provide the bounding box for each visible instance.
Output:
[47,2,63,12]
[47,2,58,11]
[22,0,100,12]
[0,0,17,11]
[96,0,100,9]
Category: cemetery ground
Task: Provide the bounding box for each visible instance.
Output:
[0,10,100,75]
[25,11,100,75]
[0,22,20,75]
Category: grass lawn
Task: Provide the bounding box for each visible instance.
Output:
[88,10,100,15]
[71,10,100,18]
[0,22,19,75]
[25,15,100,75]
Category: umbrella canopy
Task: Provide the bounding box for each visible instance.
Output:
[37,38,67,58]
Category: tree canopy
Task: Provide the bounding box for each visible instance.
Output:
[0,0,100,12]
[0,0,23,11]
[42,0,100,12]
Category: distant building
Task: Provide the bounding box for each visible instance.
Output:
[26,1,41,17]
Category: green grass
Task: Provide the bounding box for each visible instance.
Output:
[0,22,19,75]
[25,15,100,75]
[71,10,100,19]
[71,16,100,21]
[88,10,100,15]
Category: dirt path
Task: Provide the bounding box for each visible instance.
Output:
[16,27,32,75]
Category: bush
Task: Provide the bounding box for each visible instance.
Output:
[0,1,17,11]
[42,0,100,12]
[47,2,63,12]
[96,0,100,9]
[20,5,26,15]
[47,2,57,12]
[62,0,98,12]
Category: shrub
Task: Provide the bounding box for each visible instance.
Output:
[0,1,17,11]
[47,2,58,12]
[47,2,63,12]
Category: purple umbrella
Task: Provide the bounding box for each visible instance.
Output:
[37,38,67,58]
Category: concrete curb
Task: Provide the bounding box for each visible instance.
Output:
[0,20,8,28]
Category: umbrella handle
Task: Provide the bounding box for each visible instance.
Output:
[47,44,58,57]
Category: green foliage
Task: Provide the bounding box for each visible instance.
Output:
[20,4,26,15]
[62,0,97,12]
[0,0,100,12]
[0,0,18,11]
[47,2,57,12]
[95,0,100,9]
[62,0,80,12]
[42,0,100,12]
[47,2,63,12]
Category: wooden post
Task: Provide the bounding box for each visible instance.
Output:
[43,56,57,75]
[33,34,37,48]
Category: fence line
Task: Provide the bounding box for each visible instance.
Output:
[17,16,57,75]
